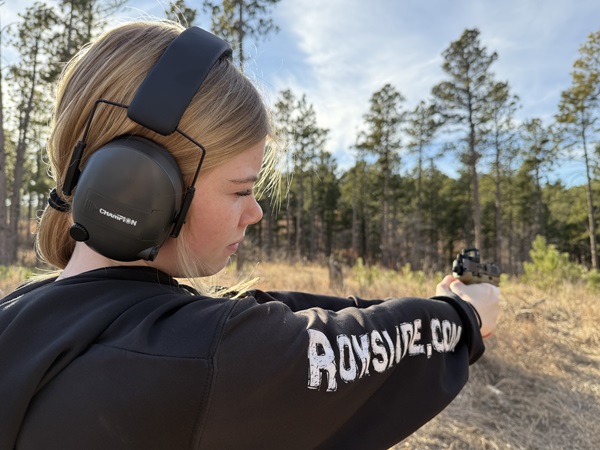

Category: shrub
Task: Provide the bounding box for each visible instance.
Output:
[586,269,600,292]
[400,263,426,285]
[352,258,381,290]
[522,235,584,287]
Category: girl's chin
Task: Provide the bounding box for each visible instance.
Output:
[199,257,231,278]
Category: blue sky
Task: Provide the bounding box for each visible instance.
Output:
[4,0,600,185]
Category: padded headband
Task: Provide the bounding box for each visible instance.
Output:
[128,26,233,135]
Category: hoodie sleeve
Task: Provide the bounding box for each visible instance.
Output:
[245,289,385,311]
[199,292,484,450]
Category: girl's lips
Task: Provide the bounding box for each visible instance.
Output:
[227,242,240,253]
[227,236,244,253]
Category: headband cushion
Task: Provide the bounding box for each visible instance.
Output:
[127,27,233,135]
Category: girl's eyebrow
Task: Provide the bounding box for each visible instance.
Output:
[228,175,259,184]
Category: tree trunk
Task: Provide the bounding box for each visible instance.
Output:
[309,172,316,260]
[381,160,392,267]
[0,25,9,265]
[10,37,41,262]
[494,134,503,267]
[583,141,598,269]
[295,171,304,260]
[507,209,514,274]
[414,149,423,269]
[532,164,546,238]
[469,122,482,250]
[351,168,359,257]
[285,199,293,260]
[262,195,273,258]
[237,0,244,68]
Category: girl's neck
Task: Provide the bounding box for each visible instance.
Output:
[58,242,150,280]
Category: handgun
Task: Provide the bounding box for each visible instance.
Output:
[452,248,501,287]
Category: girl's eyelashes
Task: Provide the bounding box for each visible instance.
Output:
[237,189,253,197]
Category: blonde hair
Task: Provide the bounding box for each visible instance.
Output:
[36,21,273,282]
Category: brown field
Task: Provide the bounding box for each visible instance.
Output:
[221,261,600,450]
[2,259,599,449]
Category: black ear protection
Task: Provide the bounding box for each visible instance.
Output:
[61,27,232,262]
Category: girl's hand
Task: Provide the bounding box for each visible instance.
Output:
[436,275,500,339]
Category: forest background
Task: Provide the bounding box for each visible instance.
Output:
[1,2,600,449]
[1,0,600,280]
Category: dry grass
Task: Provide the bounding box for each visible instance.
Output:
[223,261,600,450]
[2,260,599,449]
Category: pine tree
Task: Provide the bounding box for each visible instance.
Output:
[202,0,280,68]
[519,118,554,240]
[556,30,600,269]
[404,100,439,269]
[487,81,519,266]
[432,28,499,251]
[4,2,56,263]
[271,89,296,258]
[165,0,197,27]
[290,94,328,260]
[0,10,10,265]
[271,89,328,260]
[351,147,367,262]
[357,83,406,267]
[313,149,339,257]
[48,0,127,82]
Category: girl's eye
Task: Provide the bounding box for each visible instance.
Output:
[237,189,253,197]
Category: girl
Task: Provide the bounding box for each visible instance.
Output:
[0,20,499,450]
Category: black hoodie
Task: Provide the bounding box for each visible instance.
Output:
[0,266,484,450]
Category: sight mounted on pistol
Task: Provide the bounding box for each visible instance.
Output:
[452,248,501,287]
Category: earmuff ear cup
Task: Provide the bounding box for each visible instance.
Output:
[70,136,183,261]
